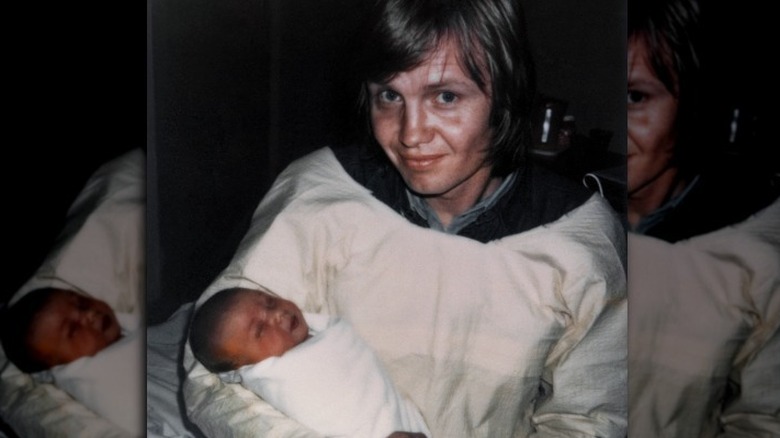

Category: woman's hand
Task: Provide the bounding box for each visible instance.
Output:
[386,433,427,438]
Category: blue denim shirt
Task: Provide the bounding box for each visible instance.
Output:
[406,171,519,235]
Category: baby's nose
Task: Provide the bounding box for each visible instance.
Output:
[80,308,99,328]
[273,309,292,329]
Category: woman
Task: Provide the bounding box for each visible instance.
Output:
[183,0,626,436]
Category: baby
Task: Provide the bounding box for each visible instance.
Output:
[189,287,429,438]
[0,288,122,373]
[189,287,309,372]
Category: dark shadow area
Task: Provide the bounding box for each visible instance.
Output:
[3,3,144,306]
[697,2,777,181]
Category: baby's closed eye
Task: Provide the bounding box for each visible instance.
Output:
[264,296,277,309]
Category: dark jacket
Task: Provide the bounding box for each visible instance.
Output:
[332,144,594,243]
[642,169,779,243]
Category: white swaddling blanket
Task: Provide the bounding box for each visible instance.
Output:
[31,326,144,436]
[628,198,780,437]
[0,149,145,438]
[219,313,430,437]
[183,147,627,437]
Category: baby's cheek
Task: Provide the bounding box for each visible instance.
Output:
[267,334,294,357]
[80,333,108,357]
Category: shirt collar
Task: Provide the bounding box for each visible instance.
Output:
[406,171,518,234]
[634,174,701,234]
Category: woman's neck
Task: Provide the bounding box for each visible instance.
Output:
[425,172,502,229]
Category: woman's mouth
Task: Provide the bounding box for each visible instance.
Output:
[400,154,444,170]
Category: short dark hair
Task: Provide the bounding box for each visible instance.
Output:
[356,0,536,176]
[189,288,247,373]
[0,288,59,373]
[629,0,701,172]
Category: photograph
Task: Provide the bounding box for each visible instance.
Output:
[2,0,776,437]
[147,0,627,436]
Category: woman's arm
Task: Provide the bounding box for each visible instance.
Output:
[530,273,627,436]
[528,196,628,437]
[717,323,780,437]
[717,203,780,436]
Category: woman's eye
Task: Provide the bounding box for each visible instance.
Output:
[627,90,646,105]
[378,89,400,103]
[436,91,457,104]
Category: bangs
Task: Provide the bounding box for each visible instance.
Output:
[363,1,488,90]
[629,31,679,97]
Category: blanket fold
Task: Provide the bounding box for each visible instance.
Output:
[220,313,430,438]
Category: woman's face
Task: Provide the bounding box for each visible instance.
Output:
[367,38,494,205]
[627,38,680,197]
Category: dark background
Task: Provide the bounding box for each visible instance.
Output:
[145,0,628,324]
[3,4,143,306]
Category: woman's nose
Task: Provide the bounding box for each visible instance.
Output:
[399,104,432,148]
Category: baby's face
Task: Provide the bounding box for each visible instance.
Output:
[216,290,309,368]
[27,290,122,368]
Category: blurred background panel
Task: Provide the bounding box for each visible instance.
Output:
[3,3,143,306]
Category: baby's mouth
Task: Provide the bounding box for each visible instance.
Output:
[101,313,120,339]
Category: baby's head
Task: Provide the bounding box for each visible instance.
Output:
[190,288,309,373]
[0,288,122,373]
